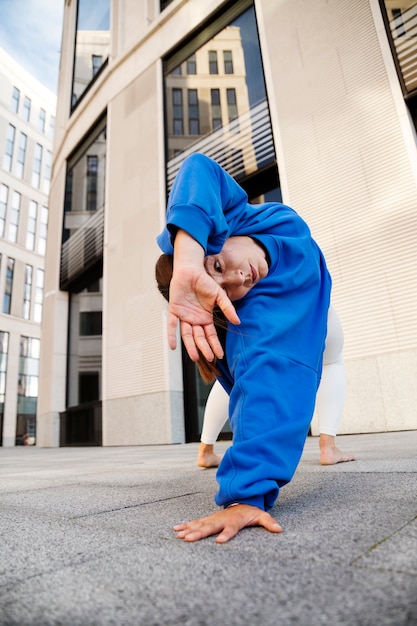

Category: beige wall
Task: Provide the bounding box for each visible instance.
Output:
[257,0,417,434]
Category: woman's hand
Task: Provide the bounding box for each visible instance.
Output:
[173,504,282,543]
[168,231,240,362]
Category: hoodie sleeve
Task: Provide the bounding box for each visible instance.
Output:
[156,153,248,255]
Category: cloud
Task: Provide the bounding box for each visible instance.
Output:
[0,0,64,93]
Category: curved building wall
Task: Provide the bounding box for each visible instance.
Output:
[37,0,417,447]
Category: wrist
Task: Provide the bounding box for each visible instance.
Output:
[173,230,205,268]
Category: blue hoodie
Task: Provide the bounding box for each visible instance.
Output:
[157,153,331,510]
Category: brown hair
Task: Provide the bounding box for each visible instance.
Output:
[155,253,225,383]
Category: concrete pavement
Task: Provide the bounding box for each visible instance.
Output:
[0,431,416,625]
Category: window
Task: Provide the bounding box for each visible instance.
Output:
[188,90,200,135]
[0,332,9,447]
[211,89,222,131]
[11,87,20,113]
[49,116,55,141]
[224,50,234,74]
[16,337,40,446]
[26,201,37,250]
[16,132,27,179]
[227,88,238,122]
[32,144,43,188]
[3,124,16,171]
[187,54,197,75]
[209,50,218,74]
[92,55,103,77]
[34,269,44,323]
[173,89,183,135]
[61,118,106,291]
[44,150,52,194]
[23,96,31,122]
[0,184,8,238]
[7,191,21,243]
[66,279,103,410]
[22,265,33,320]
[86,155,98,211]
[79,311,102,336]
[3,257,15,314]
[72,0,111,109]
[39,108,46,133]
[37,206,48,255]
[164,2,277,182]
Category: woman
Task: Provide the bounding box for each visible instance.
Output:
[156,153,333,543]
[198,304,355,468]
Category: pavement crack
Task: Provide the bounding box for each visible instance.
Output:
[68,491,203,519]
[350,513,417,574]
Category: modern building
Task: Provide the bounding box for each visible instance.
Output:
[0,48,56,446]
[37,0,417,448]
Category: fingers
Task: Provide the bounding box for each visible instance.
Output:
[216,290,240,326]
[167,312,178,351]
[173,518,225,543]
[179,322,225,362]
[173,506,283,543]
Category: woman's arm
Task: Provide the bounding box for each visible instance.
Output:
[168,230,240,362]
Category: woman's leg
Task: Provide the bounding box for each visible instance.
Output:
[317,306,355,464]
[198,381,229,467]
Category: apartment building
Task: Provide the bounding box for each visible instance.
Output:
[0,48,56,446]
[37,0,417,448]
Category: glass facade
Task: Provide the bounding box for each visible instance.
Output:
[61,119,106,291]
[0,332,8,447]
[380,1,417,127]
[16,337,40,445]
[164,4,277,193]
[72,0,111,109]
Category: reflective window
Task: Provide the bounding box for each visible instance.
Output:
[22,265,33,320]
[44,150,52,194]
[3,124,15,172]
[32,144,43,188]
[381,1,417,94]
[67,279,103,408]
[7,191,20,243]
[34,269,44,323]
[0,184,8,238]
[26,201,37,250]
[37,206,48,256]
[16,337,40,445]
[0,332,9,447]
[16,132,27,179]
[23,96,31,122]
[39,108,46,133]
[11,87,20,113]
[164,4,277,188]
[72,0,111,109]
[3,257,15,315]
[61,119,106,291]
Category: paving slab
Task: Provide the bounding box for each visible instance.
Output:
[0,431,416,626]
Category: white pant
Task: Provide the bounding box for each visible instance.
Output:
[201,305,346,443]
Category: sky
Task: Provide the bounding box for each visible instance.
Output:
[0,0,65,94]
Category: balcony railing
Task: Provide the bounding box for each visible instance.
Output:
[389,3,417,94]
[167,99,275,192]
[60,207,104,291]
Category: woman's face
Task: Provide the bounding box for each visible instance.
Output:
[204,236,269,301]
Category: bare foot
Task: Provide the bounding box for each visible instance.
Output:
[319,434,356,466]
[197,443,222,468]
